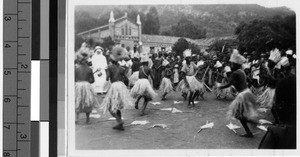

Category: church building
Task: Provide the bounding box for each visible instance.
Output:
[77,11,234,53]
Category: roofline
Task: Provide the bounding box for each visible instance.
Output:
[77,25,109,36]
[77,14,138,36]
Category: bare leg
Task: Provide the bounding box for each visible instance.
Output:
[161,92,167,100]
[135,96,142,109]
[192,91,200,107]
[239,119,253,137]
[111,110,124,130]
[140,97,149,116]
[188,91,194,107]
[86,112,91,124]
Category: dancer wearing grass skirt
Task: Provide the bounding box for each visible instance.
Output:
[131,51,157,116]
[160,64,174,100]
[75,50,98,124]
[100,46,134,130]
[218,49,259,138]
[176,49,206,107]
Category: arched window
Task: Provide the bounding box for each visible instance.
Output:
[122,27,124,35]
[129,26,131,35]
[125,25,128,35]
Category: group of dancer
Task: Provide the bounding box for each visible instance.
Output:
[74,41,296,145]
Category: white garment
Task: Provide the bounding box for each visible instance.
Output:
[92,52,109,93]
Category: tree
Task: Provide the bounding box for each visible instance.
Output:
[235,14,296,53]
[143,6,160,35]
[75,11,99,34]
[172,38,189,57]
[170,17,206,39]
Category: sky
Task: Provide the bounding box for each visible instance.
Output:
[77,0,298,12]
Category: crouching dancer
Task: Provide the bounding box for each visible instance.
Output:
[101,46,134,130]
[130,51,157,116]
[218,49,259,138]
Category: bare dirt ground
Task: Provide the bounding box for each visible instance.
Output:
[76,90,273,150]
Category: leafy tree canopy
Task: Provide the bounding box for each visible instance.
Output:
[235,14,296,53]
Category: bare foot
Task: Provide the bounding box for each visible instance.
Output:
[140,112,148,116]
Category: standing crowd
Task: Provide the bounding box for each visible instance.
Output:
[74,41,296,148]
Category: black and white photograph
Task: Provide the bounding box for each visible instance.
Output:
[66,0,298,156]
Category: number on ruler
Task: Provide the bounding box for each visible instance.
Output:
[3,125,10,130]
[21,64,28,69]
[20,134,27,139]
[5,44,11,48]
[4,16,11,21]
[3,152,10,157]
[3,98,11,102]
[4,71,11,75]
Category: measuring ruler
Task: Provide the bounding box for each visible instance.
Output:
[3,0,31,157]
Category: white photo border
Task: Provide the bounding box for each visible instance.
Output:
[65,0,300,156]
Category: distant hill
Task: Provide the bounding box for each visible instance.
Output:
[75,4,295,37]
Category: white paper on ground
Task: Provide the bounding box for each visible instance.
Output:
[151,102,161,105]
[259,119,273,125]
[90,114,101,119]
[160,108,173,111]
[174,101,183,104]
[200,121,214,129]
[131,120,150,125]
[257,125,268,131]
[150,124,167,128]
[108,117,124,120]
[226,122,240,133]
[172,108,183,113]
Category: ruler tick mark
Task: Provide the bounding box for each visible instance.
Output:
[4,40,18,42]
[17,140,31,142]
[18,19,27,21]
[18,105,29,107]
[17,88,26,91]
[18,36,29,38]
[4,67,18,69]
[18,54,27,56]
[3,95,17,97]
[18,71,31,73]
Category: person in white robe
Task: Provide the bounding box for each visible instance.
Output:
[92,46,109,94]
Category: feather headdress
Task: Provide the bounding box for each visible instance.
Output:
[268,48,281,63]
[183,49,192,58]
[214,61,222,68]
[229,49,245,65]
[286,50,293,55]
[280,56,289,67]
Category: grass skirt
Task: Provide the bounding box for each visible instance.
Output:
[130,78,157,100]
[75,81,98,113]
[176,76,206,93]
[100,81,134,114]
[129,71,139,87]
[227,88,259,121]
[257,87,275,109]
[212,82,234,98]
[160,77,173,93]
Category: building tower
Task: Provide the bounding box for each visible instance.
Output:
[109,11,115,40]
[137,14,142,45]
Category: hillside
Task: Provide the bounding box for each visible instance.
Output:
[75,4,295,37]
